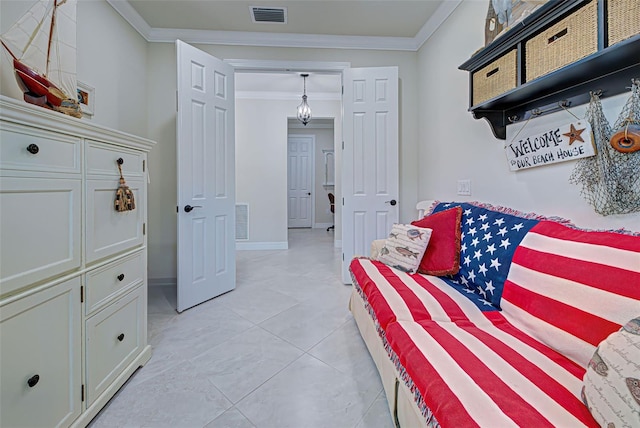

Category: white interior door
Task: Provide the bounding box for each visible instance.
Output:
[287,135,314,228]
[342,67,399,283]
[176,40,236,312]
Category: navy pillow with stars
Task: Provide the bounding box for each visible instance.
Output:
[432,202,539,309]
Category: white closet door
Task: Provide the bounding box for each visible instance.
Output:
[342,67,399,283]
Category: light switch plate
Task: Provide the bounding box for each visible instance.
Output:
[457,179,471,196]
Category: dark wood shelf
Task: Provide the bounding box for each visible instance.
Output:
[459,0,640,139]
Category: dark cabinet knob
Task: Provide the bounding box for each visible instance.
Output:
[27,144,39,154]
[117,274,125,281]
[117,333,125,342]
[27,374,40,387]
[184,205,202,213]
[117,157,124,165]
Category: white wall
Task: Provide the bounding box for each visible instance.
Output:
[0,0,148,136]
[235,98,341,247]
[146,43,419,280]
[417,0,640,232]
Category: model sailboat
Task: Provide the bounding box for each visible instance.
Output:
[1,0,82,117]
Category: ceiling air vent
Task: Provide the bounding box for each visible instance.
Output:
[250,6,287,24]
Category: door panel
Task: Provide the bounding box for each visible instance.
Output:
[287,135,314,228]
[342,67,399,283]
[176,40,236,312]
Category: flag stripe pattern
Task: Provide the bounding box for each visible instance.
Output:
[385,320,599,427]
[349,203,640,427]
[501,220,640,367]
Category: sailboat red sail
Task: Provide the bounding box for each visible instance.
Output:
[1,0,81,117]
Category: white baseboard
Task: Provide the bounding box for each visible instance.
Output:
[236,241,289,250]
[148,278,176,287]
[334,239,342,248]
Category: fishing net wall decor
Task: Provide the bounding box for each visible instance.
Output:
[570,79,640,215]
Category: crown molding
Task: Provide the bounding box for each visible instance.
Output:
[107,0,152,37]
[414,0,464,50]
[227,59,350,72]
[235,91,341,100]
[107,0,459,52]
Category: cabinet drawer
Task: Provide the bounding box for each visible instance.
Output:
[0,177,82,297]
[86,140,144,178]
[86,178,145,263]
[85,251,145,315]
[0,277,82,428]
[0,123,81,174]
[85,285,145,405]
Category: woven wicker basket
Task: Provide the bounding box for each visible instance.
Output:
[472,50,517,106]
[608,0,640,46]
[525,1,598,82]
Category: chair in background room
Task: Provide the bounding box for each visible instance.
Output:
[327,193,335,231]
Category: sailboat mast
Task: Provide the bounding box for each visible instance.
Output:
[44,0,58,77]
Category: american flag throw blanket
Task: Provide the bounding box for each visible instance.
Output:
[350,202,640,427]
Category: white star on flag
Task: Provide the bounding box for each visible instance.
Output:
[485,280,495,294]
[473,250,482,260]
[500,238,511,249]
[490,258,502,271]
[464,256,472,266]
[513,223,524,231]
[494,218,505,226]
[497,227,508,236]
[478,263,488,275]
[461,243,468,253]
[486,244,497,255]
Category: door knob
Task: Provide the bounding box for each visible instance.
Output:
[184,205,202,213]
[27,144,39,154]
[27,374,40,387]
[385,199,397,206]
[307,192,311,195]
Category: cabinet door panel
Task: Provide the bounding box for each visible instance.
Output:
[0,177,82,296]
[86,141,144,179]
[86,179,145,263]
[85,251,145,315]
[85,285,145,405]
[0,124,81,174]
[0,277,82,428]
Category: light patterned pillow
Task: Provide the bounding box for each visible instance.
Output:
[378,224,432,274]
[581,316,640,427]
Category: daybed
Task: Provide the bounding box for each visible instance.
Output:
[349,200,640,427]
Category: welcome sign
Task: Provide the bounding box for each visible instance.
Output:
[505,120,595,171]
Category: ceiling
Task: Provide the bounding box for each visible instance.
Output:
[105,0,462,95]
[127,1,443,38]
[107,0,461,51]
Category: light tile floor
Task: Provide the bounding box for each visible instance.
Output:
[90,229,394,428]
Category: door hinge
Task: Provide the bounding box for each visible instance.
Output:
[81,384,85,402]
[176,91,178,111]
[80,286,84,303]
[143,160,146,172]
[342,141,344,150]
[342,198,344,205]
[342,85,344,95]
[342,253,344,261]
[143,223,146,235]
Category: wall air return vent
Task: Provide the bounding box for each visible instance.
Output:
[250,6,287,24]
[236,204,249,240]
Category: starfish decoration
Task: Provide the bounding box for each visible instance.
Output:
[563,124,586,145]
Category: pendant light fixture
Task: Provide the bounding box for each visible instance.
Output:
[297,73,312,126]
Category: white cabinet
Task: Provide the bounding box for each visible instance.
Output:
[0,96,154,427]
[0,277,82,428]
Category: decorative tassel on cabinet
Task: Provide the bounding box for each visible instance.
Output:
[114,158,135,211]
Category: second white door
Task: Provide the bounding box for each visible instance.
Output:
[176,40,236,312]
[287,135,314,228]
